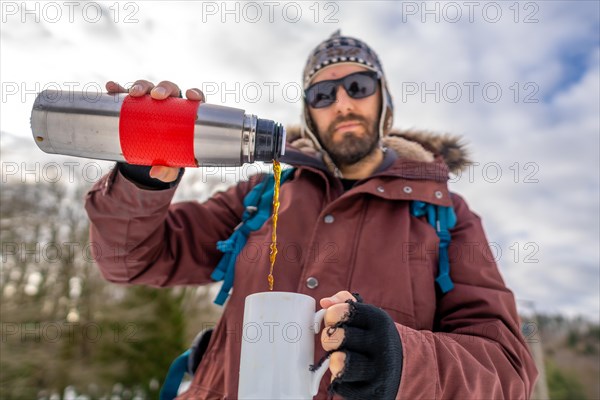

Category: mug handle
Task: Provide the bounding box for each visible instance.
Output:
[310,308,331,396]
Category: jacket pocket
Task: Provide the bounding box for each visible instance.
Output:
[407,260,438,330]
[380,305,417,328]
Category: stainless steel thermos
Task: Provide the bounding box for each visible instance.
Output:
[30,90,286,167]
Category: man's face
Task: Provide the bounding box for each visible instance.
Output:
[307,64,382,167]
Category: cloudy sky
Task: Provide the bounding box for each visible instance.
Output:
[1,1,599,321]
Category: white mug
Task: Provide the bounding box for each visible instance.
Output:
[238,291,330,399]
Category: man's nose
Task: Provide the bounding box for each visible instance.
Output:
[333,85,355,114]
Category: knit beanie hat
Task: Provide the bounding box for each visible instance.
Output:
[301,30,394,176]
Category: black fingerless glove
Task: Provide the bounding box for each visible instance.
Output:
[328,295,403,400]
[116,162,184,190]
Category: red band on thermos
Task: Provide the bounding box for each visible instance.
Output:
[119,96,200,167]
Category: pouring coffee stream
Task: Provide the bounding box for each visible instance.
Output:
[267,159,283,291]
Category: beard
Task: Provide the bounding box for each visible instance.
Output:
[317,113,380,167]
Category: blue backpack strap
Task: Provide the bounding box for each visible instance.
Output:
[410,201,457,294]
[159,349,191,400]
[434,204,457,293]
[211,168,295,305]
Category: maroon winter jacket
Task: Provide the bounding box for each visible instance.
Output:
[85,129,538,399]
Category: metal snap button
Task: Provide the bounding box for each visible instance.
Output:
[403,186,413,194]
[324,214,335,224]
[435,191,443,199]
[306,276,319,289]
[376,186,385,193]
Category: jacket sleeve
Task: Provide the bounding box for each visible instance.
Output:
[395,193,539,399]
[84,166,261,287]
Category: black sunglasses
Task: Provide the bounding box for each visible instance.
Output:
[304,70,380,109]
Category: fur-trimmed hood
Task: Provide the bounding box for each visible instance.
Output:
[283,125,471,175]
